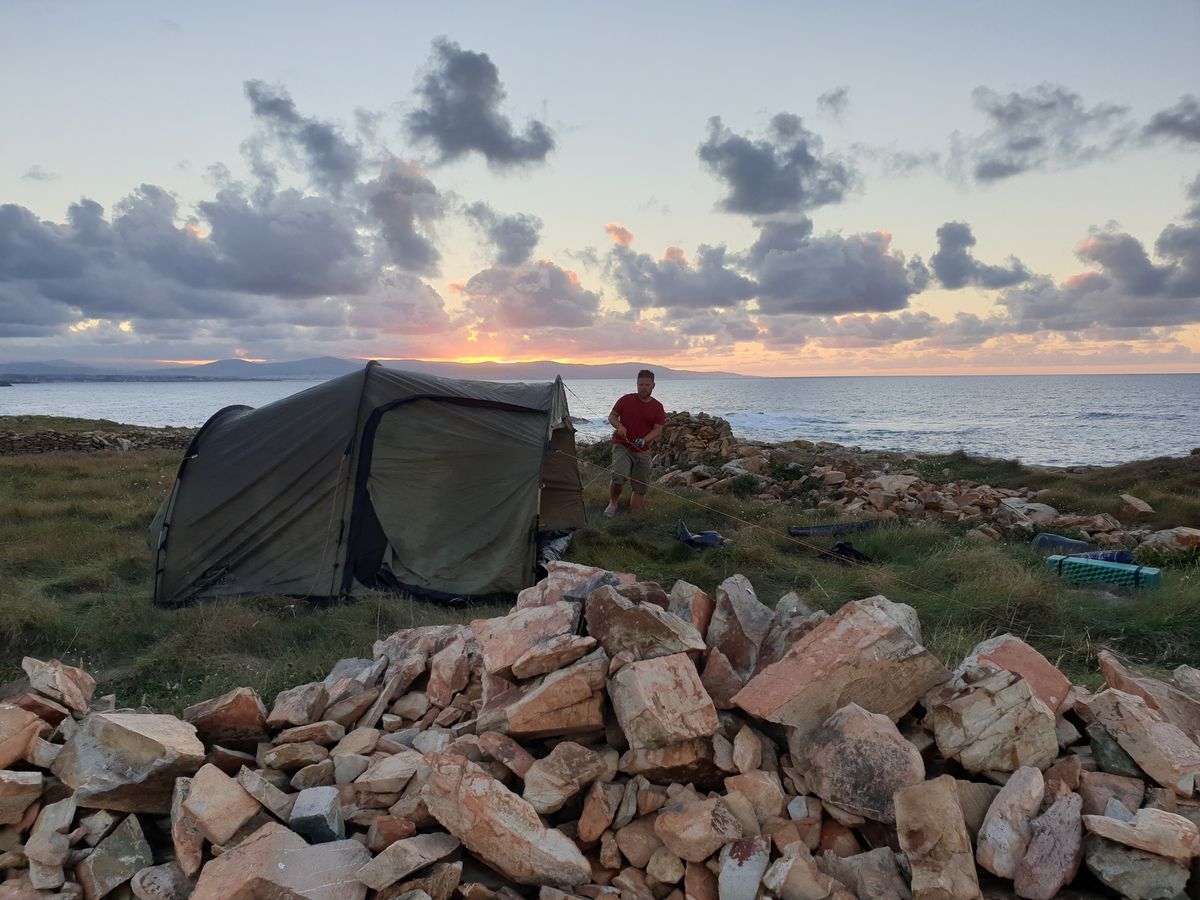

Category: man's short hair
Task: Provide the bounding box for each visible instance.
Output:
[637,369,655,381]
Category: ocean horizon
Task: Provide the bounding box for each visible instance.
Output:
[2,372,1198,468]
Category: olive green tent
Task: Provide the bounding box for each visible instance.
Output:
[150,362,586,607]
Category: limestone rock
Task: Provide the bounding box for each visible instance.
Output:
[1013,792,1084,900]
[698,649,743,710]
[1076,688,1200,796]
[717,837,771,899]
[803,703,926,824]
[426,632,471,707]
[191,821,370,900]
[266,682,328,730]
[955,780,1001,841]
[1098,650,1200,741]
[667,581,714,640]
[653,797,742,862]
[288,785,344,844]
[273,720,345,746]
[734,595,949,735]
[476,650,607,740]
[355,750,426,793]
[235,766,295,821]
[472,603,580,680]
[1082,806,1200,861]
[183,687,268,747]
[0,703,44,769]
[75,814,154,900]
[578,781,623,843]
[1120,494,1155,521]
[608,653,719,750]
[1140,526,1200,553]
[955,634,1071,714]
[356,832,460,891]
[894,774,981,900]
[260,740,329,771]
[21,657,95,716]
[0,770,42,826]
[522,741,607,815]
[421,753,590,886]
[1084,833,1190,900]
[130,861,192,900]
[926,669,1058,774]
[584,586,705,661]
[52,712,205,813]
[182,763,262,845]
[170,777,204,879]
[614,813,664,868]
[1078,769,1146,816]
[510,635,597,680]
[974,765,1044,878]
[706,575,773,679]
[817,846,910,899]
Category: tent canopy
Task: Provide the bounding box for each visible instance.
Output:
[150,362,585,607]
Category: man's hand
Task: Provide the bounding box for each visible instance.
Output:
[615,424,628,440]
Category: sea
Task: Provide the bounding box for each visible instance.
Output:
[2,373,1198,467]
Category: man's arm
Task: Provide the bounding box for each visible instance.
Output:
[608,406,627,440]
[644,422,664,445]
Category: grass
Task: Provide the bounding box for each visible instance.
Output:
[1,422,1198,711]
[0,415,134,434]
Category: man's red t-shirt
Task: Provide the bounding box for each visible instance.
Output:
[612,393,666,453]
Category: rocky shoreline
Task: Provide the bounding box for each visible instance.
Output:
[4,562,1200,897]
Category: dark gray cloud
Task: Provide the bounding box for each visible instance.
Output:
[746,221,928,314]
[367,159,446,275]
[608,243,757,310]
[461,260,599,329]
[21,166,57,182]
[955,84,1133,182]
[698,113,855,215]
[244,80,363,197]
[1144,95,1200,145]
[407,38,555,168]
[823,311,937,344]
[817,87,850,120]
[661,307,760,345]
[931,221,1030,290]
[465,202,542,266]
[997,183,1200,332]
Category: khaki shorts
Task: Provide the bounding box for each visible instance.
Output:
[611,443,652,494]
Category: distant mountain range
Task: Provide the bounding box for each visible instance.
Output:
[0,356,747,382]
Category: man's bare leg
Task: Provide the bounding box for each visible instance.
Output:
[605,481,622,516]
[630,492,646,512]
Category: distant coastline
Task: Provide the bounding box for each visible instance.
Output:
[0,356,747,383]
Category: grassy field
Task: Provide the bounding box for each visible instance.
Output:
[1,419,1198,712]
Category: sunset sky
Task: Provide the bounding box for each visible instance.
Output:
[2,1,1198,376]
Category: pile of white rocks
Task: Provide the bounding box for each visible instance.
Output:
[652,413,1200,555]
[4,560,1200,898]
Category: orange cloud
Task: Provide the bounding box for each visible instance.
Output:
[662,246,688,265]
[605,222,634,246]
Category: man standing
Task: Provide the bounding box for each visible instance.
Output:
[605,369,666,516]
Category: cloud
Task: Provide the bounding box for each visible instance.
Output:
[954,84,1133,182]
[465,202,542,266]
[698,113,856,215]
[931,221,1030,289]
[21,166,57,182]
[406,38,555,168]
[608,242,758,310]
[746,221,928,314]
[660,307,761,344]
[366,159,445,275]
[604,222,634,247]
[1144,95,1200,145]
[817,87,849,120]
[244,80,363,198]
[460,260,600,329]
